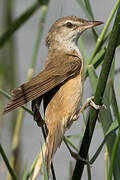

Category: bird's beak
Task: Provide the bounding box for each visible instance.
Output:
[81,20,104,30]
[87,20,104,27]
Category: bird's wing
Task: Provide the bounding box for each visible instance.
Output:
[3,55,82,114]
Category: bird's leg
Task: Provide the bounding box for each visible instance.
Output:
[72,96,102,121]
[34,106,45,127]
[32,97,45,127]
[63,137,89,164]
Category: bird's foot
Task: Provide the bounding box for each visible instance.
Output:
[73,96,106,121]
[70,151,90,165]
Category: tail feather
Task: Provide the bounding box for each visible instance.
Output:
[32,133,57,179]
[45,133,56,175]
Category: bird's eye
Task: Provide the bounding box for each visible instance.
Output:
[66,22,73,28]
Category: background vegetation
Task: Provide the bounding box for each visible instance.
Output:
[0,0,120,179]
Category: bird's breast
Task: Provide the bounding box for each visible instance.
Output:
[45,71,83,131]
[60,73,83,118]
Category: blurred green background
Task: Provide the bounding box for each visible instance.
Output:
[0,0,120,180]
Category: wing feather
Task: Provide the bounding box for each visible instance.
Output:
[3,57,81,114]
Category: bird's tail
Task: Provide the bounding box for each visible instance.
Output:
[32,131,60,179]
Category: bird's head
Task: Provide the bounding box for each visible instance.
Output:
[46,16,103,47]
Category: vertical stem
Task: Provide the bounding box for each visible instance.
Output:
[0,70,4,135]
[0,1,43,48]
[104,145,108,180]
[108,130,120,180]
[8,5,48,178]
[72,2,120,179]
[86,155,91,180]
[0,144,17,180]
[85,0,120,73]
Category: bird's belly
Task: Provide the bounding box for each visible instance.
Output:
[45,74,83,130]
[61,75,82,114]
[60,75,83,128]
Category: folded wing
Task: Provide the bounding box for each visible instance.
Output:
[3,56,81,114]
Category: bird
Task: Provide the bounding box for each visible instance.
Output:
[3,16,103,178]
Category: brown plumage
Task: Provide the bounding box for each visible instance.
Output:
[3,53,81,114]
[3,16,103,179]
